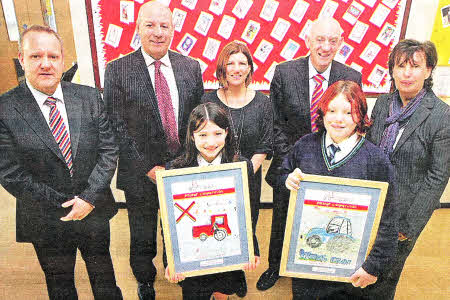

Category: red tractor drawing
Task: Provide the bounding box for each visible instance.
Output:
[192,214,231,241]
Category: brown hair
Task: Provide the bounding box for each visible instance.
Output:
[216,41,254,88]
[388,39,437,90]
[316,80,371,135]
[19,25,63,55]
[171,102,237,168]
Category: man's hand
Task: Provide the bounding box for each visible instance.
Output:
[147,166,165,184]
[60,196,94,221]
[349,267,377,289]
[285,168,305,191]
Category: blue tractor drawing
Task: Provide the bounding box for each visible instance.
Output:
[305,216,355,252]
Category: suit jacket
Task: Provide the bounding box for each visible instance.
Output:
[103,49,204,201]
[266,57,362,186]
[0,81,119,242]
[367,90,449,240]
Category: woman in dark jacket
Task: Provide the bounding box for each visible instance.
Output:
[202,41,273,223]
[366,39,449,300]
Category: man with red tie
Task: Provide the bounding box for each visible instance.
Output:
[0,25,122,299]
[258,17,362,291]
[103,2,203,299]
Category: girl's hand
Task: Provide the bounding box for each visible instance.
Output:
[349,267,377,288]
[164,266,185,283]
[243,256,260,271]
[285,168,305,191]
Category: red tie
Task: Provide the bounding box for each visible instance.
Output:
[310,74,325,132]
[154,60,180,152]
[45,97,73,176]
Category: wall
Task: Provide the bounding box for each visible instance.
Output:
[0,0,77,94]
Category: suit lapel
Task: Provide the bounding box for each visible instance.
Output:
[133,49,165,133]
[293,58,310,114]
[13,83,65,162]
[329,61,340,85]
[169,51,186,126]
[62,82,82,159]
[392,93,434,157]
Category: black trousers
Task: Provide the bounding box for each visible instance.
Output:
[32,217,122,300]
[267,186,290,270]
[125,187,159,284]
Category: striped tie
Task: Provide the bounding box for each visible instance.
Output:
[154,60,180,153]
[328,144,340,164]
[45,97,73,177]
[310,74,326,132]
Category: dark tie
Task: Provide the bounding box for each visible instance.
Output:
[154,60,180,152]
[311,74,326,132]
[328,144,340,164]
[45,97,73,176]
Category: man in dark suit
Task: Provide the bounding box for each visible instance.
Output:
[103,2,203,299]
[257,17,362,291]
[0,25,122,299]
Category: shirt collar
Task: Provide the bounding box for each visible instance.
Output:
[197,153,223,166]
[26,79,64,106]
[325,131,360,152]
[308,57,332,82]
[141,48,171,69]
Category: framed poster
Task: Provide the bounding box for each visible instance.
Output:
[156,161,255,277]
[280,174,388,282]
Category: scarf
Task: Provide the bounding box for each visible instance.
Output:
[379,88,426,156]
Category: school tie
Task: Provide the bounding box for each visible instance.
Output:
[311,74,326,132]
[328,144,340,164]
[45,96,73,176]
[154,60,180,152]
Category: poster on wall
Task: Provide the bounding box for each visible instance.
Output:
[86,0,411,93]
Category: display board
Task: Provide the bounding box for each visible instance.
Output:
[86,0,411,93]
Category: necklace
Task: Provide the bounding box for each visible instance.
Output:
[223,88,246,156]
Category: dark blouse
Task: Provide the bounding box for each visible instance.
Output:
[201,90,273,161]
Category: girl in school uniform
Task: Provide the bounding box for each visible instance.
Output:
[280,80,398,300]
[164,102,260,300]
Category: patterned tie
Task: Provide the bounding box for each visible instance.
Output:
[328,144,340,164]
[310,74,326,132]
[45,97,73,176]
[154,60,180,152]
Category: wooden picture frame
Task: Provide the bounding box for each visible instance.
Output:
[156,161,255,277]
[280,174,388,282]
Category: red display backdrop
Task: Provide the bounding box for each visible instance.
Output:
[87,0,411,93]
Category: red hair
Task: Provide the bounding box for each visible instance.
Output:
[316,80,371,134]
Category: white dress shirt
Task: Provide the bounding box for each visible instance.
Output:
[308,57,332,105]
[27,80,71,137]
[197,153,223,166]
[325,132,360,163]
[141,48,180,128]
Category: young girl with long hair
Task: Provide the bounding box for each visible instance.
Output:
[164,102,260,300]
